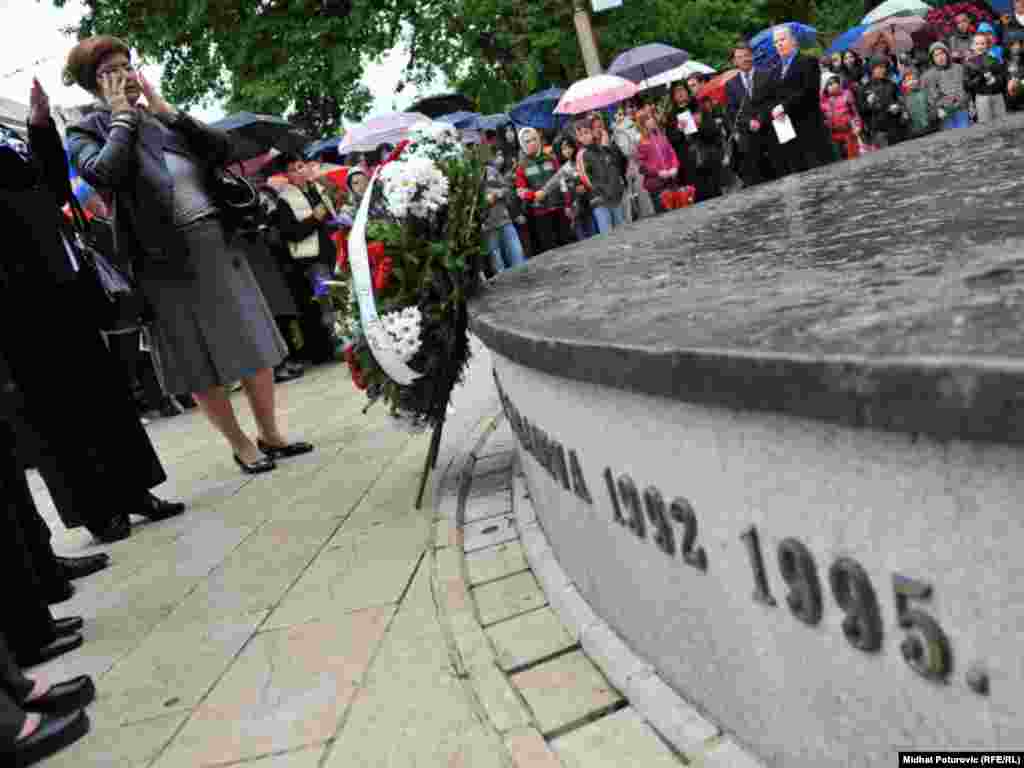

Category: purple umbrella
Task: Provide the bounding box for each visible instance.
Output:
[607,43,690,84]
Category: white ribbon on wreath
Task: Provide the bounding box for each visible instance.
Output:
[347,169,424,386]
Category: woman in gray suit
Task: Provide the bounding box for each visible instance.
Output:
[65,36,312,474]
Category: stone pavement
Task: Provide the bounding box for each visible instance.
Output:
[24,341,755,767]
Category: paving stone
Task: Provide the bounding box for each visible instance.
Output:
[264,514,429,629]
[95,612,267,725]
[39,711,190,768]
[463,491,513,524]
[464,540,529,586]
[580,623,654,694]
[551,707,681,768]
[153,608,391,766]
[472,451,515,478]
[485,607,576,672]
[469,661,532,732]
[463,513,518,552]
[472,571,547,626]
[434,517,457,549]
[467,468,513,497]
[695,737,764,768]
[505,726,565,768]
[510,651,623,735]
[229,746,329,766]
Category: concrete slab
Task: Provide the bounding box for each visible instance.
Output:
[505,726,565,768]
[469,661,533,732]
[510,651,623,735]
[551,707,681,768]
[472,571,547,626]
[153,608,391,766]
[462,513,518,552]
[485,607,576,672]
[39,711,190,768]
[464,540,529,585]
[463,491,513,524]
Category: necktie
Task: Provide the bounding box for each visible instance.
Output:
[744,72,753,95]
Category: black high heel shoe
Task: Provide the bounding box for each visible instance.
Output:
[234,453,276,475]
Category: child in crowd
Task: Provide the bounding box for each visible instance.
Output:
[857,56,906,147]
[965,32,1008,123]
[820,75,862,160]
[481,156,526,275]
[542,135,593,242]
[901,69,934,138]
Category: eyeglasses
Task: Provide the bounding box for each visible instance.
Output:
[96,64,134,77]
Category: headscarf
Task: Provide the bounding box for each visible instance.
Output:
[929,41,951,68]
[517,127,540,154]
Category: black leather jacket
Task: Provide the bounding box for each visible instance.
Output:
[66,107,233,276]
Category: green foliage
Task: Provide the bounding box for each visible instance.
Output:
[53,0,868,131]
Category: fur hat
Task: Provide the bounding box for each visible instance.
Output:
[64,35,132,94]
[517,126,539,148]
[929,41,951,60]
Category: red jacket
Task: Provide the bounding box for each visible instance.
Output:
[514,151,562,217]
[634,132,680,193]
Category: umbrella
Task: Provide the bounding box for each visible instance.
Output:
[749,23,818,68]
[607,42,690,83]
[638,60,716,91]
[508,87,565,130]
[554,74,640,115]
[408,93,475,118]
[304,136,344,159]
[436,111,481,128]
[471,113,511,131]
[826,24,870,54]
[696,69,741,107]
[854,17,926,54]
[339,112,430,154]
[210,112,310,163]
[862,0,930,24]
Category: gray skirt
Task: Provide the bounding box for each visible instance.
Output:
[138,216,288,395]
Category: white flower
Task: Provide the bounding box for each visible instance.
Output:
[378,157,449,220]
[364,307,423,364]
[404,120,464,162]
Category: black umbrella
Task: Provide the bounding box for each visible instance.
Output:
[210,112,311,163]
[408,93,475,119]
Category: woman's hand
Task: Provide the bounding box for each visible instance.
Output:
[29,77,49,127]
[100,70,133,113]
[138,72,176,118]
[312,204,329,222]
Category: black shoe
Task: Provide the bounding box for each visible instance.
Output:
[57,554,110,582]
[18,634,84,668]
[46,581,75,606]
[136,492,185,522]
[88,514,131,544]
[14,709,90,767]
[273,365,302,383]
[285,360,306,375]
[256,438,315,460]
[176,394,197,410]
[234,454,277,475]
[23,676,95,717]
[53,617,84,638]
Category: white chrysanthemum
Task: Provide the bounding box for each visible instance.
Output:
[364,307,423,364]
[378,157,449,220]
[404,120,464,162]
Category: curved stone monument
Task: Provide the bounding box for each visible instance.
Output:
[469,116,1024,767]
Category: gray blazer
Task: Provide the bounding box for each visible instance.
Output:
[66,107,233,276]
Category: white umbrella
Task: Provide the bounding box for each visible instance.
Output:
[862,0,930,25]
[339,112,430,154]
[638,61,716,91]
[554,74,640,115]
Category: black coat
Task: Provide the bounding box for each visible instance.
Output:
[1,118,167,529]
[754,54,834,174]
[857,78,905,137]
[66,107,232,276]
[964,54,1008,96]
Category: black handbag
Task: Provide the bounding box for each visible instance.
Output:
[67,196,144,332]
[209,166,262,234]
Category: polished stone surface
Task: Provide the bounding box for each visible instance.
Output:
[471,116,1024,443]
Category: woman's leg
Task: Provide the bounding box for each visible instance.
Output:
[500,224,526,268]
[240,367,289,447]
[484,230,505,273]
[192,385,263,463]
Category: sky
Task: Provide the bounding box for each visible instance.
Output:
[0,0,439,131]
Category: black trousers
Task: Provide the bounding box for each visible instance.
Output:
[527,211,569,258]
[0,632,32,747]
[0,422,57,662]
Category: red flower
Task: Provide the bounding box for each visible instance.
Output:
[382,140,411,167]
[367,240,386,265]
[331,230,350,273]
[372,255,393,292]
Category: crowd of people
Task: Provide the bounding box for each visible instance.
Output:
[468,13,1024,274]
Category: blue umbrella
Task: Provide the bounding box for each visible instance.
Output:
[750,23,818,69]
[826,24,870,55]
[472,113,511,131]
[509,87,565,132]
[436,111,481,128]
[607,42,690,83]
[304,136,343,159]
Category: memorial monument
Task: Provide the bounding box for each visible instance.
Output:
[469,115,1024,767]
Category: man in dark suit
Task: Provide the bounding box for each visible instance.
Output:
[725,41,777,188]
[754,26,834,178]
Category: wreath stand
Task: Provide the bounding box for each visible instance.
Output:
[414,292,470,510]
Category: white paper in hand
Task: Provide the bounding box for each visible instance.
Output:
[678,110,698,135]
[773,113,797,144]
